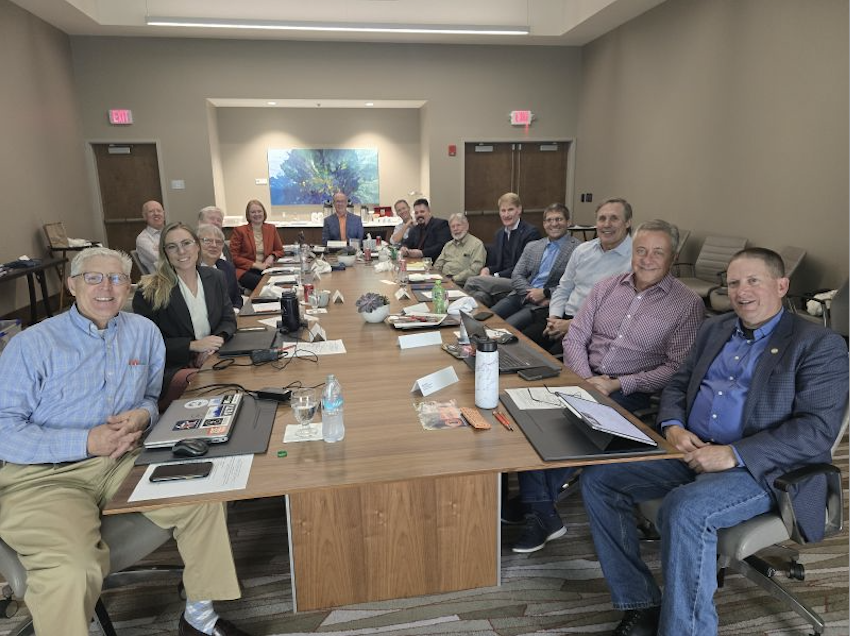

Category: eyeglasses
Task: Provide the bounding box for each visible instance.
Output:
[73,272,130,286]
[164,239,197,253]
[200,238,225,246]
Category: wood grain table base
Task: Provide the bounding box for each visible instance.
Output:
[287,472,499,611]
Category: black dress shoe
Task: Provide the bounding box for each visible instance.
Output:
[612,607,660,636]
[178,614,253,636]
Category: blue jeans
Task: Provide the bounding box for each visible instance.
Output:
[517,390,652,507]
[581,460,774,636]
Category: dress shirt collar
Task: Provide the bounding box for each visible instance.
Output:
[589,233,633,255]
[451,233,470,247]
[734,308,784,341]
[545,234,569,249]
[504,219,521,234]
[621,271,675,295]
[69,303,120,338]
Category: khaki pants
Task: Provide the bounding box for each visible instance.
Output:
[0,452,241,636]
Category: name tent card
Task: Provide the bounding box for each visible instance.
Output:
[411,366,459,397]
[398,331,442,350]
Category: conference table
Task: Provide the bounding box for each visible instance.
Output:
[105,259,679,612]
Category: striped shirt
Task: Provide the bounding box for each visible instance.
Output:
[563,272,704,395]
[0,305,165,464]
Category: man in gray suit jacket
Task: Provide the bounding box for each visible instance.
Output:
[490,203,580,330]
[580,247,849,636]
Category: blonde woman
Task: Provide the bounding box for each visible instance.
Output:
[133,222,236,403]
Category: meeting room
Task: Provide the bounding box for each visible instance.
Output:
[0,0,847,635]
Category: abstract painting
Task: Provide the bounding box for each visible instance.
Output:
[267,148,379,205]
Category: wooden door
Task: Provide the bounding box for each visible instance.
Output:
[464,143,513,212]
[92,143,162,273]
[516,142,568,210]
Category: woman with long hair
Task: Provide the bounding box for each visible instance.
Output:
[133,222,236,403]
[229,199,284,290]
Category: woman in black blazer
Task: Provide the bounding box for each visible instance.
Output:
[133,222,236,402]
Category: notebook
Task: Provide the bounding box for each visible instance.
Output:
[460,312,560,374]
[144,393,244,449]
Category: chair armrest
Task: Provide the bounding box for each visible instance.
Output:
[774,463,843,544]
[673,262,695,277]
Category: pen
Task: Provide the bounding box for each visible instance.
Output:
[493,410,514,432]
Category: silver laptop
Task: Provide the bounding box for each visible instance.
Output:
[144,393,244,449]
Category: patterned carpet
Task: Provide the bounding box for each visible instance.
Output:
[1,445,847,636]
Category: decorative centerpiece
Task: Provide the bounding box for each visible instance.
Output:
[337,246,358,267]
[356,292,391,323]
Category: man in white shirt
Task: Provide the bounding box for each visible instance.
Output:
[390,199,413,245]
[523,198,634,353]
[135,200,166,273]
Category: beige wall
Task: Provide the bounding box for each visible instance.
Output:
[0,0,95,315]
[215,107,421,216]
[69,37,582,224]
[574,0,849,290]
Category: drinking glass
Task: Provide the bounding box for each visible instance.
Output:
[422,257,433,271]
[291,388,319,439]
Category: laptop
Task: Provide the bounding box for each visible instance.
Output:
[144,393,244,449]
[460,312,560,374]
[217,326,281,356]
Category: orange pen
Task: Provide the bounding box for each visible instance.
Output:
[493,410,514,432]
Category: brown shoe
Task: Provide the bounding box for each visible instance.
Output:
[178,613,253,636]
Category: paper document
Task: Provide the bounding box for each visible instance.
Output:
[505,386,596,410]
[421,290,468,300]
[129,455,254,502]
[290,340,346,356]
[268,274,298,285]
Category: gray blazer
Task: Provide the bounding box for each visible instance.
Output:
[510,235,581,296]
[658,311,849,542]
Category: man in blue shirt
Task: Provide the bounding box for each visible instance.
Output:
[322,191,365,244]
[0,247,252,636]
[580,248,848,636]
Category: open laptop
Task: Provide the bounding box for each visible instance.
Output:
[460,312,561,374]
[144,393,244,449]
[217,325,281,356]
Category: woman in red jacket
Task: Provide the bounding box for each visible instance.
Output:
[229,199,284,290]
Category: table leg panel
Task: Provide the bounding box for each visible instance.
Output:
[288,473,498,610]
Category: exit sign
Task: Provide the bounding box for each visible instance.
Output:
[108,109,133,125]
[510,110,534,126]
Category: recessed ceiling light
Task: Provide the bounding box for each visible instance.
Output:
[267,101,277,105]
[365,102,375,106]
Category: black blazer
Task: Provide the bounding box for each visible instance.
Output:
[133,267,237,387]
[658,311,849,542]
[402,217,452,260]
[486,219,541,278]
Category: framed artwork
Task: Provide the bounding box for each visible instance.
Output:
[267,148,379,205]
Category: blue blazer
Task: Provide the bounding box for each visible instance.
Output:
[486,219,541,278]
[658,311,849,541]
[322,212,364,244]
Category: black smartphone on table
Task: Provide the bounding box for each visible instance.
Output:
[149,461,214,483]
[472,311,493,321]
[517,366,561,381]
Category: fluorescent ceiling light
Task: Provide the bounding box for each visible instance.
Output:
[146,17,528,36]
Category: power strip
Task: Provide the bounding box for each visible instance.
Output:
[255,387,292,403]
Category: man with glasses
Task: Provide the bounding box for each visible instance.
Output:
[490,203,580,330]
[0,247,253,636]
[136,200,166,273]
[198,206,232,261]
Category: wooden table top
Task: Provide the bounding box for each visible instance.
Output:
[105,261,678,514]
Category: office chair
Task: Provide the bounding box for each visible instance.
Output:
[790,280,849,339]
[708,245,806,313]
[0,513,183,636]
[636,400,848,636]
[130,249,151,277]
[673,234,747,299]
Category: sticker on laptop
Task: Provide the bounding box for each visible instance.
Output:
[173,419,202,430]
[183,399,209,409]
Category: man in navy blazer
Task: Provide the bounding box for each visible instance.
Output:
[464,192,540,306]
[322,191,364,244]
[580,247,848,636]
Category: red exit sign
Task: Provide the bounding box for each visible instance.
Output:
[510,110,534,126]
[108,109,133,125]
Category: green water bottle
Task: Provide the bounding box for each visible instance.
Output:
[432,279,448,314]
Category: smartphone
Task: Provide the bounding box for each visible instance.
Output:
[518,366,561,381]
[472,311,493,321]
[149,462,213,483]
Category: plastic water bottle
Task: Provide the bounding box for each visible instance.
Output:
[322,374,345,442]
[299,242,310,276]
[432,279,448,314]
[474,337,499,409]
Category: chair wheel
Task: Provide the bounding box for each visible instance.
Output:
[178,581,186,600]
[788,562,805,581]
[0,598,18,619]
